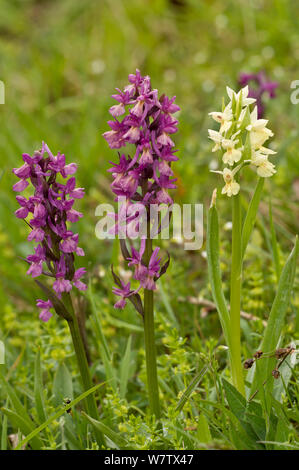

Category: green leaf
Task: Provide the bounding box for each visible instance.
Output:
[241,178,264,259]
[223,380,265,449]
[63,417,84,450]
[82,413,128,449]
[119,335,132,399]
[0,402,8,450]
[257,441,299,450]
[199,398,261,449]
[100,347,117,391]
[238,106,251,131]
[272,400,292,446]
[230,423,258,450]
[175,365,208,413]
[246,400,263,417]
[53,363,73,407]
[252,236,299,393]
[239,418,264,446]
[159,279,179,328]
[0,366,38,431]
[273,354,293,401]
[231,91,237,113]
[1,408,43,450]
[104,314,143,333]
[269,198,281,282]
[111,237,120,267]
[222,378,246,420]
[14,382,104,450]
[244,412,266,441]
[88,284,117,390]
[207,193,230,348]
[87,283,112,361]
[197,413,212,443]
[34,349,47,424]
[242,132,252,161]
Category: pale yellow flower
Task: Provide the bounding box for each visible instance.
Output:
[221,168,240,197]
[209,104,233,133]
[246,107,274,149]
[222,137,243,166]
[251,150,276,177]
[208,129,223,152]
[226,85,256,108]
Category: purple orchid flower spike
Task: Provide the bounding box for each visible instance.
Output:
[13,145,106,440]
[13,142,87,322]
[104,69,180,419]
[239,71,278,118]
[103,69,180,308]
[104,69,179,208]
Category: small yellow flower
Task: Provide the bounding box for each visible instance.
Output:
[208,129,223,152]
[246,107,274,149]
[222,137,243,166]
[221,168,240,197]
[209,104,233,133]
[226,85,256,108]
[251,150,276,177]
[208,85,276,191]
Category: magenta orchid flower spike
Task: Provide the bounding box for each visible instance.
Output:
[12,143,104,444]
[103,69,180,419]
[13,142,87,321]
[239,71,278,118]
[104,69,179,308]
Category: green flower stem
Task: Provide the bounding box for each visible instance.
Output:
[143,235,161,419]
[62,293,104,446]
[229,192,245,396]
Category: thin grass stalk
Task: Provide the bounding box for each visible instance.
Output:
[229,189,245,395]
[63,293,104,446]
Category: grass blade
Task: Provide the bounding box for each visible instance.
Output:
[88,284,117,391]
[269,198,281,282]
[1,401,8,450]
[0,365,37,430]
[252,236,298,393]
[14,382,105,450]
[159,279,179,328]
[53,362,73,407]
[82,412,128,449]
[1,408,43,450]
[207,190,230,346]
[87,284,111,361]
[34,349,47,424]
[175,365,208,413]
[197,413,212,443]
[222,378,247,420]
[119,335,132,399]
